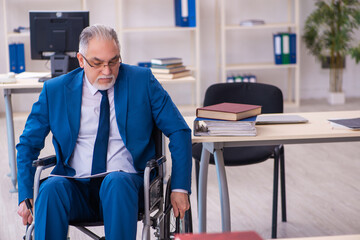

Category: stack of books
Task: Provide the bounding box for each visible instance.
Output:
[150,57,192,80]
[194,102,262,136]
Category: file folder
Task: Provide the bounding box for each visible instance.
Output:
[281,33,290,64]
[188,0,196,27]
[174,0,196,27]
[175,0,188,26]
[273,34,282,65]
[16,43,26,73]
[289,33,296,64]
[9,43,18,73]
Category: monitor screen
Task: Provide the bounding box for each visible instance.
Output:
[29,11,89,77]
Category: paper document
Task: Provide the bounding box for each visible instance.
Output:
[49,170,122,179]
[16,72,51,79]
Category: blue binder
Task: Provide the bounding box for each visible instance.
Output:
[273,34,282,65]
[16,43,26,73]
[174,0,196,27]
[188,0,196,27]
[9,43,17,73]
[174,0,188,27]
[289,33,296,64]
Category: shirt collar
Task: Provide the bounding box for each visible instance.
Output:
[84,74,98,96]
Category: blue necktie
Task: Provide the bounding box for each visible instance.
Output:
[91,90,110,175]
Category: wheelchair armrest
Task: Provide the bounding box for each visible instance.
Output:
[32,155,56,168]
[146,155,166,169]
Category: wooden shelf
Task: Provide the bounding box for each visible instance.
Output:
[117,0,201,107]
[225,22,297,31]
[122,26,196,33]
[219,0,300,106]
[226,63,298,71]
[158,76,196,84]
[7,32,30,38]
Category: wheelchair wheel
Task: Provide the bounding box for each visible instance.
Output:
[163,177,193,239]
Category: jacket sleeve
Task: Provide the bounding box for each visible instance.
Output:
[16,83,51,204]
[146,71,192,193]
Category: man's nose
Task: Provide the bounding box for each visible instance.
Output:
[101,65,111,75]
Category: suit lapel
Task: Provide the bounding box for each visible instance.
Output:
[65,70,83,157]
[114,65,128,145]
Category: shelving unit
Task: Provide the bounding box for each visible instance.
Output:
[116,0,201,108]
[218,0,300,106]
[1,0,87,74]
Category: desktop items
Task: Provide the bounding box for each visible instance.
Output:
[328,117,360,130]
[29,11,89,81]
[193,116,257,136]
[194,102,261,136]
[0,72,16,84]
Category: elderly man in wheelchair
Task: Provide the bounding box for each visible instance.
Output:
[16,24,192,240]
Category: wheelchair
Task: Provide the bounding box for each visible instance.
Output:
[25,127,193,240]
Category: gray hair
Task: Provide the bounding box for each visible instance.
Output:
[78,24,120,55]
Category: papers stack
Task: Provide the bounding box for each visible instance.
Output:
[194,117,257,136]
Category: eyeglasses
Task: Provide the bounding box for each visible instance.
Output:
[80,53,121,69]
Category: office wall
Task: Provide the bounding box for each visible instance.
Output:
[0,0,360,113]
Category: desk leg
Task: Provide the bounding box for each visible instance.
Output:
[198,145,210,233]
[4,89,17,192]
[213,147,231,232]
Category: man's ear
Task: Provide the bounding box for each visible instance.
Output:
[77,52,84,68]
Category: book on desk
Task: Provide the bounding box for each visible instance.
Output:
[196,102,262,121]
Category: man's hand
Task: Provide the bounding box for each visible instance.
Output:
[17,199,33,225]
[170,192,189,219]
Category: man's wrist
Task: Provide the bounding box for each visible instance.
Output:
[172,189,188,194]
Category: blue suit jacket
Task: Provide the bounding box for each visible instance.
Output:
[16,64,192,203]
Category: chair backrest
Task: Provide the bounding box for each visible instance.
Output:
[203,82,283,114]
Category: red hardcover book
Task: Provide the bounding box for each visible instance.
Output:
[196,102,262,121]
[175,231,264,240]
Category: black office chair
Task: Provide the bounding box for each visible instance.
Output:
[192,82,286,238]
[26,127,192,240]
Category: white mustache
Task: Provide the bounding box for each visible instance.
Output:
[97,75,114,80]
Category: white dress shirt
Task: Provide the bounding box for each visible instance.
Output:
[68,75,136,177]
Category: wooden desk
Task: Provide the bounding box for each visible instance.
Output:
[0,78,43,192]
[185,111,360,234]
[278,235,360,240]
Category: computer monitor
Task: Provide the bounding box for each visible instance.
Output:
[29,11,89,79]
